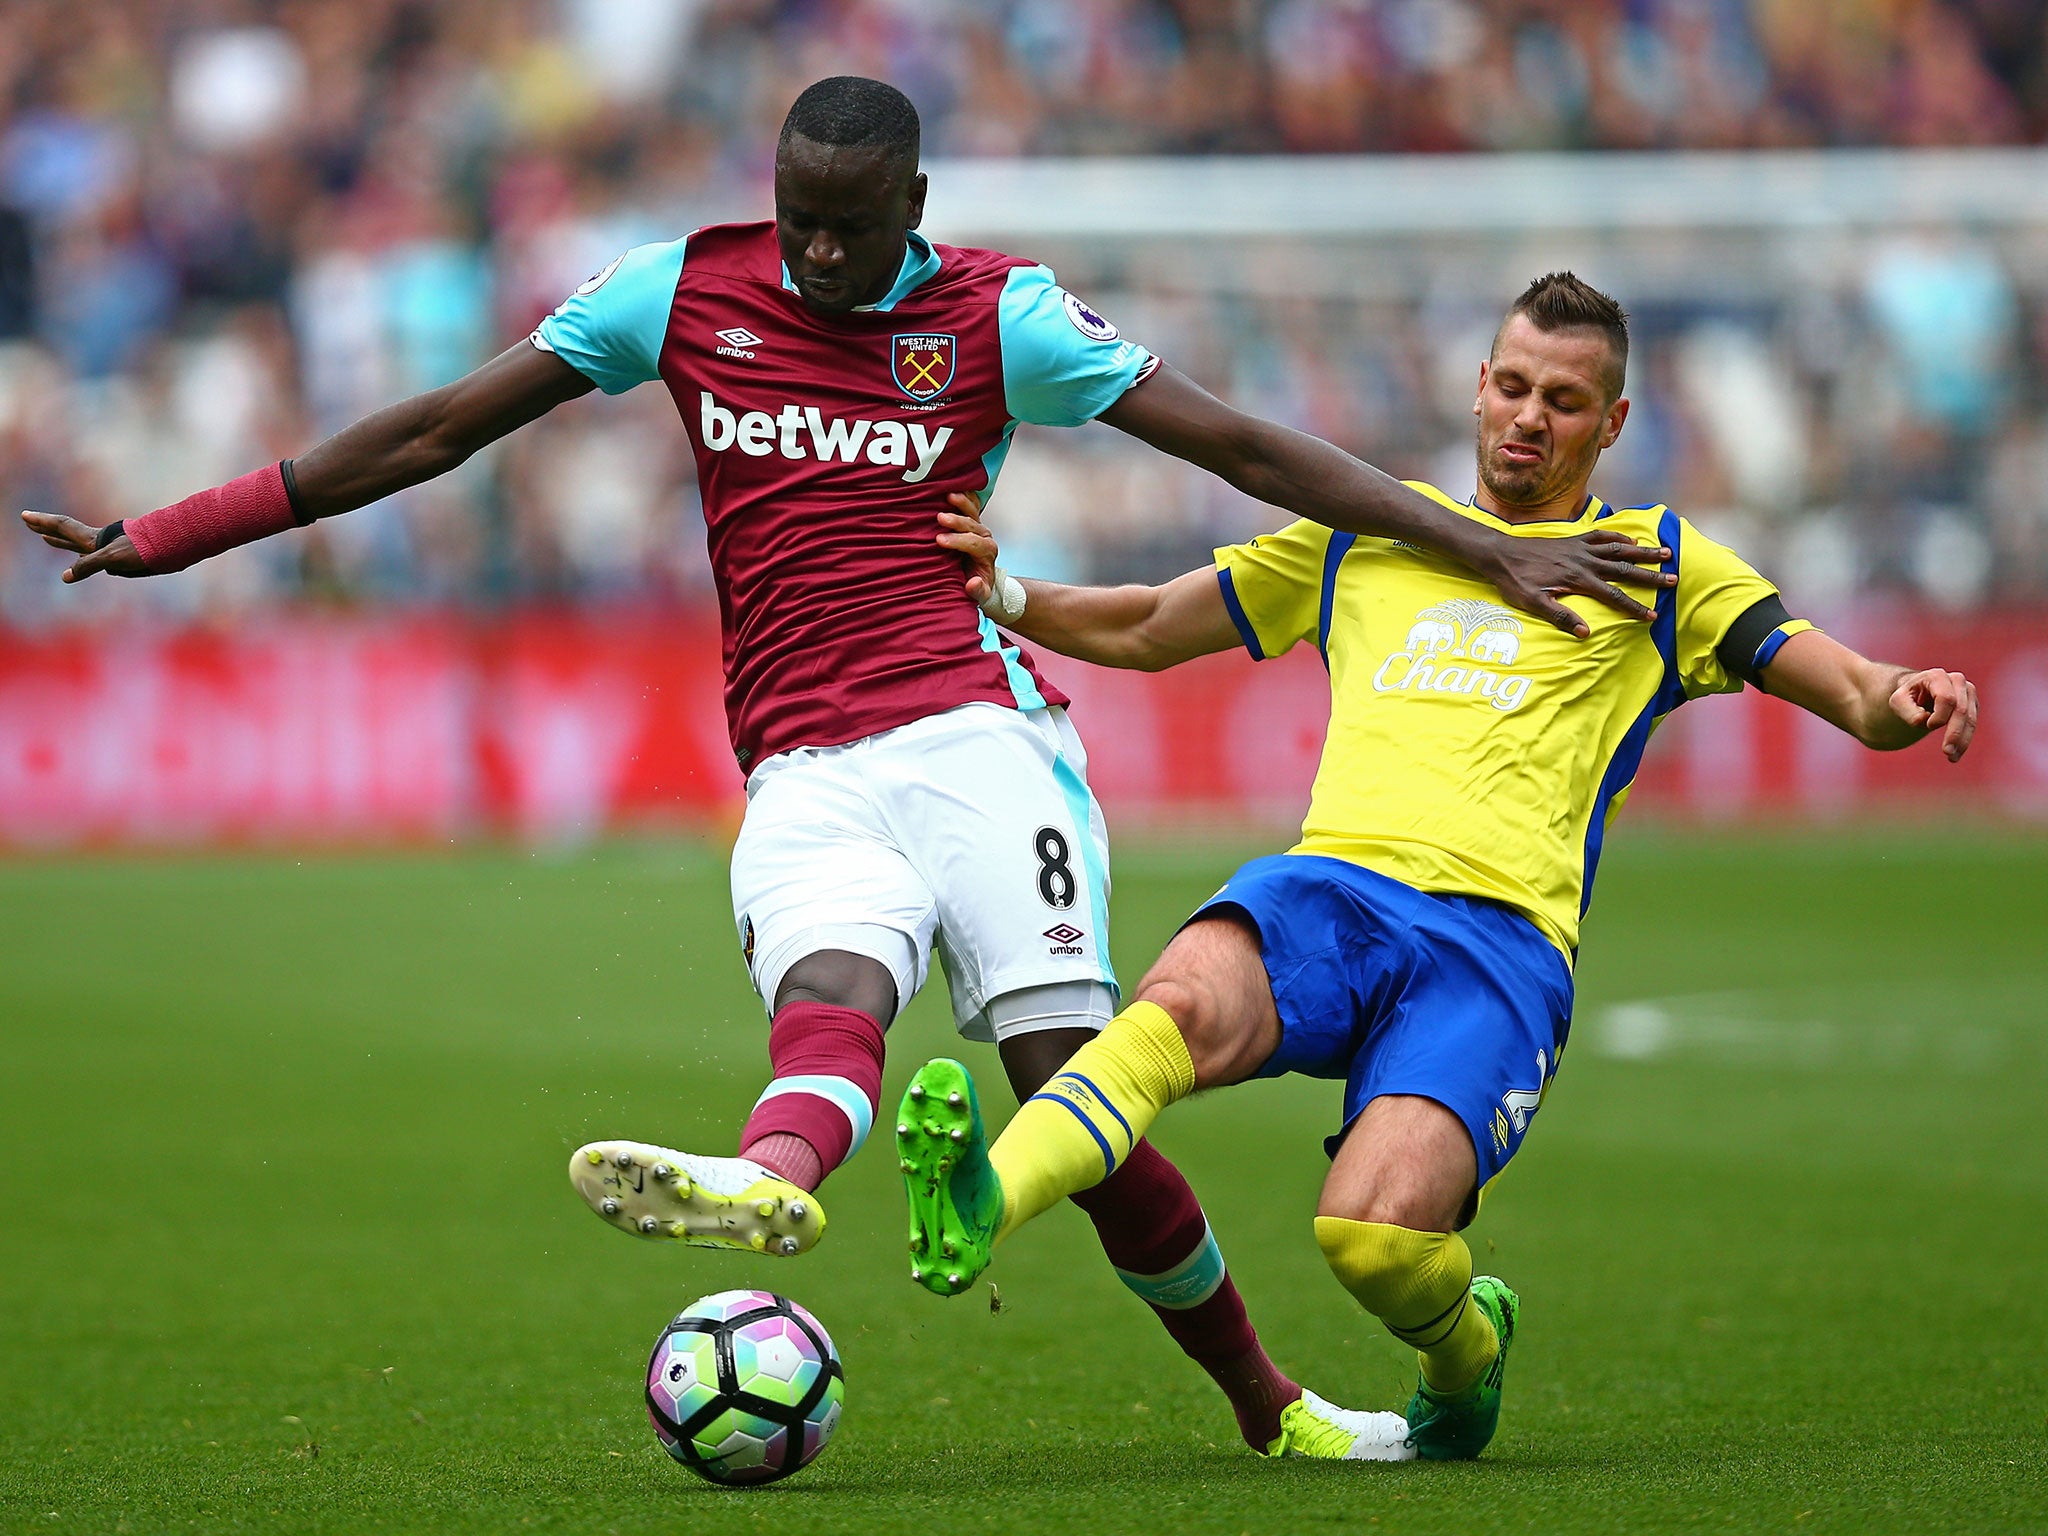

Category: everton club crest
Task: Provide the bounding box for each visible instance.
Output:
[892,333,956,402]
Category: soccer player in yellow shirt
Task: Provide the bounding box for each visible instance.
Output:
[896,272,1981,1461]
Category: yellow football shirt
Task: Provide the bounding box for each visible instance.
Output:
[1213,481,1811,959]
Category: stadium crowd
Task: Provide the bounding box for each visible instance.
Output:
[2,0,2047,620]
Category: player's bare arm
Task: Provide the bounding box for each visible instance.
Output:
[940,499,1235,669]
[1760,628,1979,762]
[23,343,594,583]
[1098,364,1672,639]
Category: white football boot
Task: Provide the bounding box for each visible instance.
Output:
[569,1141,824,1256]
[1264,1389,1417,1461]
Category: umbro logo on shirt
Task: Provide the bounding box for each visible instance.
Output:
[714,327,762,359]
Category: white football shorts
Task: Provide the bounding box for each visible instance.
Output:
[729,702,1118,1042]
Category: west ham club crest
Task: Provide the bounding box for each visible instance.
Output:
[892,333,956,402]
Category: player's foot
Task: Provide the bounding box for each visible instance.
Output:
[1402,1275,1517,1460]
[568,1140,824,1256]
[896,1058,1002,1298]
[1262,1389,1416,1461]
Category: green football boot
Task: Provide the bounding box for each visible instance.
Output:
[1402,1275,1518,1460]
[896,1058,1002,1298]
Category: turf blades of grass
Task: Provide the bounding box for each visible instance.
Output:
[2,832,2043,1534]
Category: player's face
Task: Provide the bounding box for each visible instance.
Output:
[1473,317,1628,511]
[774,135,928,316]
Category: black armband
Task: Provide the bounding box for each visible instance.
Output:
[94,519,126,550]
[280,458,313,525]
[1716,594,1797,688]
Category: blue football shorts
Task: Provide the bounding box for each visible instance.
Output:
[1192,853,1574,1190]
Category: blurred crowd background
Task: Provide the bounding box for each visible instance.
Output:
[3,0,2048,622]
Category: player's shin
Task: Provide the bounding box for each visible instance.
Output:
[987,1000,1197,1239]
[738,1001,886,1190]
[1314,1218,1499,1393]
[1071,1140,1299,1450]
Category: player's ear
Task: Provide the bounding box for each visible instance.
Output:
[1473,361,1488,417]
[905,170,928,230]
[1600,395,1630,450]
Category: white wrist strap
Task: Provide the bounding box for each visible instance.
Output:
[980,567,1027,625]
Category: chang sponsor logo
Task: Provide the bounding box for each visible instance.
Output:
[1372,598,1532,711]
[697,392,953,483]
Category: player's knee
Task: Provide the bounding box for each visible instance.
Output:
[1134,920,1275,1086]
[1132,975,1229,1079]
[773,950,898,1025]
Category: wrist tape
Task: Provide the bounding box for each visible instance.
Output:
[980,567,1027,625]
[124,461,302,574]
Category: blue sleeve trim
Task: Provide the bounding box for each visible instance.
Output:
[1649,509,1686,712]
[998,265,1154,427]
[1316,532,1357,667]
[1215,567,1264,660]
[1753,625,1797,672]
[533,237,686,395]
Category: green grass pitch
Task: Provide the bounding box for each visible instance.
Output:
[2,831,2043,1534]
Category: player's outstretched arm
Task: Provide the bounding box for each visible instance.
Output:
[939,498,1236,670]
[1099,364,1670,639]
[1760,629,1980,762]
[22,343,595,583]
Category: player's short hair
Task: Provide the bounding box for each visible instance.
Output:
[778,77,921,167]
[1496,272,1630,401]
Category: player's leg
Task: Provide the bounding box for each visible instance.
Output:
[993,1009,1302,1453]
[898,912,1280,1292]
[571,740,936,1255]
[1313,1094,1511,1459]
[733,949,897,1193]
[1309,887,1572,1460]
[984,914,1280,1236]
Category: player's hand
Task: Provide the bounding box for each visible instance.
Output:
[1889,668,1979,762]
[939,492,999,606]
[1480,529,1672,639]
[20,511,148,581]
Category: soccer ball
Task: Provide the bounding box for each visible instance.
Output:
[645,1289,845,1486]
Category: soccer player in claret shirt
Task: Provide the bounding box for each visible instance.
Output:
[23,82,1668,1458]
[903,272,1980,1460]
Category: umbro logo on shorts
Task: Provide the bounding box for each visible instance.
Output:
[714,327,761,359]
[1043,922,1086,955]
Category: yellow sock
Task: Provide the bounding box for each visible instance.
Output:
[988,1000,1196,1241]
[1314,1217,1499,1394]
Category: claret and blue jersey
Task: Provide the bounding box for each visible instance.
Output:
[531,222,1158,771]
